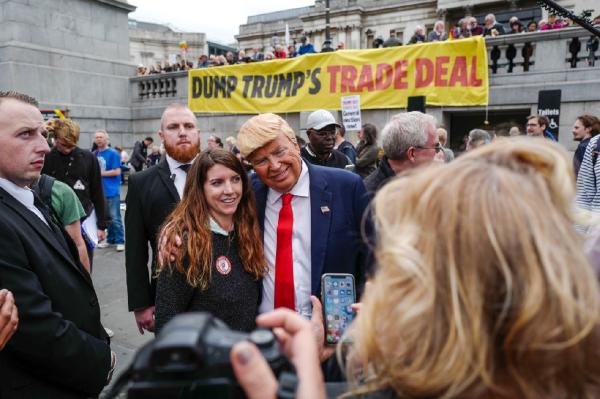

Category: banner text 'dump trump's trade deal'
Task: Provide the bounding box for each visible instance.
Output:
[188,37,489,114]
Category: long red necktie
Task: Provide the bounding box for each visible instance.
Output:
[274,193,295,310]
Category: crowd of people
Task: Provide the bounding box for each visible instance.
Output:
[1,88,600,399]
[136,12,600,76]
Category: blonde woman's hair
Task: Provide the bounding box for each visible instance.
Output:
[346,137,600,398]
[237,113,296,158]
[47,118,80,147]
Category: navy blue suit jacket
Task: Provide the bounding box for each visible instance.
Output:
[251,163,370,296]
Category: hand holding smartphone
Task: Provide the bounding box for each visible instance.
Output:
[320,273,356,345]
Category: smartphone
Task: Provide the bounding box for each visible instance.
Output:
[321,273,356,345]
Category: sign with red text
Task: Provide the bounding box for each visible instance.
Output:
[188,37,488,114]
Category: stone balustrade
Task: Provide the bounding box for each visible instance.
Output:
[484,27,599,75]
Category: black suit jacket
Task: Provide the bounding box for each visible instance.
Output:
[125,159,180,311]
[130,141,148,170]
[0,187,111,399]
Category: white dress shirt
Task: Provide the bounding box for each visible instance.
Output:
[0,177,47,225]
[165,154,193,198]
[259,161,312,318]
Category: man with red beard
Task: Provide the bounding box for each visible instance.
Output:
[125,103,200,334]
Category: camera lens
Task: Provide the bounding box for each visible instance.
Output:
[250,329,274,348]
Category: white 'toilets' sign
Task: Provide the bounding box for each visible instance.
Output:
[341,95,362,131]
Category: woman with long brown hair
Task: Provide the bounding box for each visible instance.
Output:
[355,123,380,179]
[154,149,266,333]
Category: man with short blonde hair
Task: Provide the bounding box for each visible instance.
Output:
[237,113,369,317]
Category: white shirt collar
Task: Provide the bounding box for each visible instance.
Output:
[0,177,48,225]
[267,160,310,205]
[209,216,233,236]
[0,177,35,207]
[165,154,194,173]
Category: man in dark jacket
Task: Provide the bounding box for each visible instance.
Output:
[572,114,600,177]
[334,124,357,164]
[0,91,114,399]
[484,13,506,36]
[130,136,153,172]
[42,118,110,266]
[301,109,350,169]
[365,111,439,197]
[125,104,200,334]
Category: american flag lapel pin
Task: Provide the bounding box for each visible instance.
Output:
[320,206,330,214]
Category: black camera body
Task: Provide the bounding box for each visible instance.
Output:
[125,312,290,399]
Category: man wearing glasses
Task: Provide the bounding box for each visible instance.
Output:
[364,111,440,196]
[236,113,369,320]
[300,109,351,169]
[526,115,557,141]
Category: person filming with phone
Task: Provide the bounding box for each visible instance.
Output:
[230,138,600,399]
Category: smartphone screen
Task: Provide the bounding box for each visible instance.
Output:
[321,273,356,345]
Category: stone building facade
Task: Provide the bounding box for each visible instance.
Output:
[236,0,597,53]
[128,19,207,69]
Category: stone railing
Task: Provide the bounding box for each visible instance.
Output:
[131,71,187,101]
[484,27,599,75]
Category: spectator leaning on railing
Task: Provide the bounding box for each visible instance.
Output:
[428,21,448,41]
[541,13,567,30]
[408,25,427,44]
[484,13,505,36]
[508,16,526,33]
[527,20,539,32]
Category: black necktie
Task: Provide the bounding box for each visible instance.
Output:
[178,164,191,173]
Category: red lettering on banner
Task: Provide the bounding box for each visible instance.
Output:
[435,56,450,87]
[415,59,434,88]
[470,57,483,87]
[449,56,468,86]
[375,64,393,90]
[394,60,408,89]
[355,65,374,92]
[327,65,340,93]
[341,65,357,93]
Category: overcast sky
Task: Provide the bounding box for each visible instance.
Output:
[128,0,315,44]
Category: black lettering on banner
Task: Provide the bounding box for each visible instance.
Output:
[291,71,305,96]
[309,68,321,95]
[242,75,253,98]
[215,76,227,98]
[226,76,237,98]
[203,76,214,98]
[192,77,202,98]
[264,75,277,98]
[277,73,293,97]
[252,75,266,98]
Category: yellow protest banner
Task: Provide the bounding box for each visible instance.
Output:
[188,36,488,114]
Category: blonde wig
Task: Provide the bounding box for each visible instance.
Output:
[346,138,600,398]
[236,113,296,158]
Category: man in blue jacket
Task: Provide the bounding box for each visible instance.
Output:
[298,36,316,55]
[237,113,369,316]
